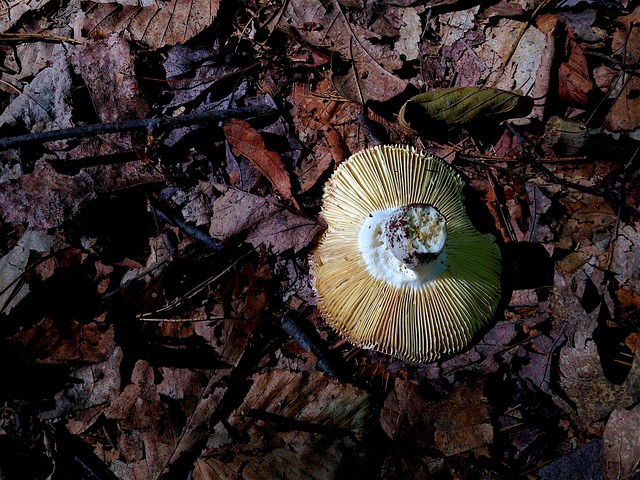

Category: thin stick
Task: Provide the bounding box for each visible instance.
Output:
[0,104,277,150]
[137,248,254,318]
[0,32,83,44]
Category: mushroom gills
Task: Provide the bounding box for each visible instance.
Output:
[313,144,502,363]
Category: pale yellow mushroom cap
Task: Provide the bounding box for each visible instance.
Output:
[312,145,501,363]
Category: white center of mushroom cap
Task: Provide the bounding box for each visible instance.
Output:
[359,203,447,287]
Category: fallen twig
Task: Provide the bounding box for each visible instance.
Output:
[0,32,83,44]
[151,198,224,252]
[0,104,277,150]
[281,312,351,381]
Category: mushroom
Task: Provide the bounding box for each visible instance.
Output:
[311,145,501,362]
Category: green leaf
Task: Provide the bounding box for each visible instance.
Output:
[398,87,534,133]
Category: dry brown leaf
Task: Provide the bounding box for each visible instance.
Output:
[0,160,164,229]
[41,347,123,420]
[554,274,622,427]
[0,162,95,229]
[148,358,237,475]
[209,186,322,254]
[481,17,546,95]
[83,0,220,50]
[0,0,51,32]
[0,230,54,314]
[611,7,640,65]
[604,7,640,132]
[120,234,173,286]
[0,45,74,137]
[102,360,183,480]
[601,352,640,480]
[593,65,619,93]
[12,316,116,365]
[223,118,298,207]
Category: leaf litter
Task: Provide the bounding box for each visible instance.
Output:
[1,1,640,479]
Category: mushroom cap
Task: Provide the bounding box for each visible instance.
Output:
[312,145,501,363]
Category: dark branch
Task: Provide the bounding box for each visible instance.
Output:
[0,104,277,150]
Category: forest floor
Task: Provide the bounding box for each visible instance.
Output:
[1,0,640,479]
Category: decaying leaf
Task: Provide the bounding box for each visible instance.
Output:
[208,186,322,254]
[83,0,220,50]
[601,353,640,480]
[70,34,150,123]
[554,273,622,427]
[602,408,640,480]
[101,360,185,480]
[41,347,123,420]
[0,162,95,229]
[481,16,547,95]
[0,160,164,230]
[605,75,640,133]
[398,87,534,134]
[223,118,298,207]
[119,233,174,286]
[0,0,52,32]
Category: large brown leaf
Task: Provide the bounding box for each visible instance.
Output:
[83,0,220,50]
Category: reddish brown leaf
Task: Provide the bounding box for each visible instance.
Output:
[102,360,183,478]
[558,28,593,106]
[12,317,116,365]
[223,118,298,208]
[381,377,493,457]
